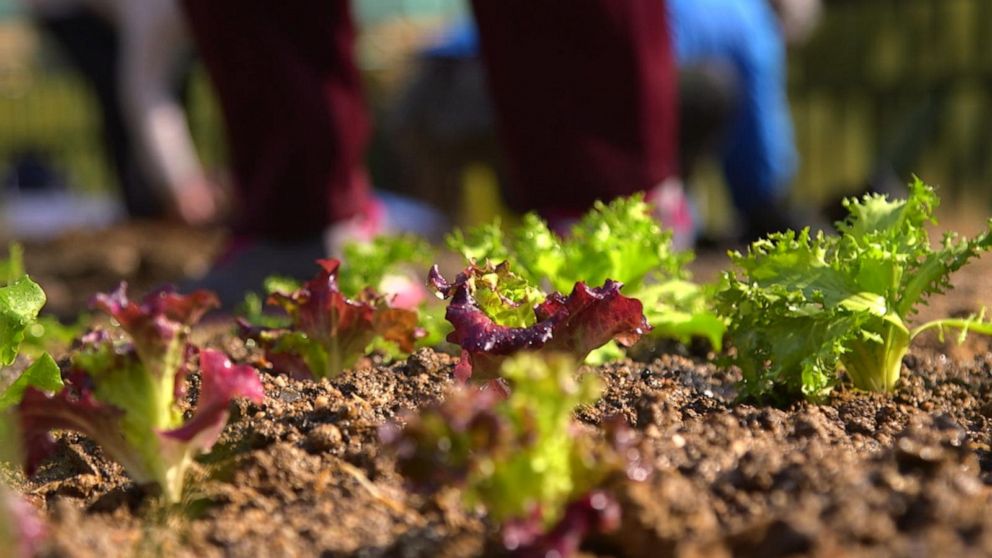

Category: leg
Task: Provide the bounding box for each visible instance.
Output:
[38,7,163,218]
[181,0,372,241]
[470,0,677,219]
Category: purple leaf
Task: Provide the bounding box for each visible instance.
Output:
[433,266,650,380]
[91,284,218,377]
[248,259,422,378]
[160,349,264,448]
[18,372,126,476]
[18,285,263,502]
[380,385,506,492]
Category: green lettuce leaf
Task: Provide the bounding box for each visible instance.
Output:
[447,195,725,359]
[718,178,992,401]
[0,353,61,411]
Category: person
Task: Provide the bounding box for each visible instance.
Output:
[390,0,823,245]
[669,0,822,241]
[23,0,217,223]
[180,0,680,307]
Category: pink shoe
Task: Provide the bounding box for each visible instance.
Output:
[323,196,388,258]
[646,178,696,251]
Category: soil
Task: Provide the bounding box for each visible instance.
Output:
[6,222,992,557]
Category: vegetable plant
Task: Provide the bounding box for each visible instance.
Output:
[382,353,647,556]
[447,195,725,355]
[15,284,263,503]
[0,246,47,367]
[242,259,423,379]
[718,178,992,401]
[0,243,63,410]
[429,261,650,380]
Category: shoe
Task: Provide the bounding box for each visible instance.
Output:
[646,178,696,251]
[180,234,327,311]
[183,194,421,310]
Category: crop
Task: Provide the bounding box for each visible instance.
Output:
[718,178,992,401]
[242,259,423,379]
[14,284,263,503]
[429,261,650,380]
[0,245,48,367]
[0,244,62,410]
[382,353,648,556]
[447,195,725,357]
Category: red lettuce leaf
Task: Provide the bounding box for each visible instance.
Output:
[380,385,507,492]
[430,265,650,380]
[91,284,217,378]
[17,317,262,502]
[160,349,263,447]
[92,283,218,332]
[18,371,127,476]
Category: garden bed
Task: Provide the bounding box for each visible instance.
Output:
[7,192,992,557]
[11,335,992,557]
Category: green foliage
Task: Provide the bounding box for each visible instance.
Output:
[464,262,546,328]
[21,315,84,359]
[389,353,609,527]
[0,277,46,367]
[447,195,725,353]
[0,243,62,412]
[718,178,992,401]
[237,276,299,330]
[0,244,24,284]
[0,354,61,411]
[339,234,433,298]
[464,353,603,525]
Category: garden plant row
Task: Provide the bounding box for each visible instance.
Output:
[2,178,992,556]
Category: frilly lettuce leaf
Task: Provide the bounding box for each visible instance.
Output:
[718,178,992,401]
[447,195,724,357]
[0,277,47,367]
[16,285,262,503]
[429,262,650,380]
[383,353,646,554]
[0,353,61,411]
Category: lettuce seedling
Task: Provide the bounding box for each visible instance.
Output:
[718,179,992,400]
[0,243,64,409]
[448,195,725,354]
[429,261,650,381]
[382,353,647,556]
[15,284,263,503]
[242,259,422,379]
[0,268,47,367]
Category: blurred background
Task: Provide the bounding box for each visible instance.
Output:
[0,0,988,311]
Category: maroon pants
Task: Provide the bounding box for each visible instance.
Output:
[183,1,676,238]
